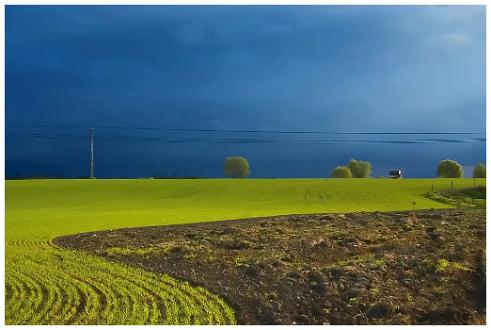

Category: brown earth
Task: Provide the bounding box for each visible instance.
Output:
[54,208,486,325]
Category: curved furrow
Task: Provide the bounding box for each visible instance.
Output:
[63,282,88,324]
[197,286,236,324]
[172,280,227,324]
[5,279,14,301]
[119,279,158,324]
[147,275,197,322]
[143,274,212,324]
[33,256,122,324]
[51,247,164,323]
[6,239,49,249]
[182,285,229,325]
[47,274,78,324]
[5,242,236,325]
[95,268,167,323]
[14,245,117,324]
[70,276,109,324]
[8,259,73,324]
[167,285,199,324]
[7,270,41,324]
[63,260,158,324]
[70,276,128,324]
[22,255,87,324]
[79,264,198,324]
[98,276,145,324]
[83,259,215,324]
[11,254,76,323]
[180,283,227,324]
[17,269,54,323]
[5,272,26,321]
[18,269,44,314]
[6,252,84,324]
[122,273,190,324]
[134,268,223,324]
[43,254,161,324]
[45,270,93,324]
[49,241,233,324]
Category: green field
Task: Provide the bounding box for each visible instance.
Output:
[5,178,485,324]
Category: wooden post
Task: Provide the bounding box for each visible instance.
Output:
[90,127,94,179]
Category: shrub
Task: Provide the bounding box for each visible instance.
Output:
[330,166,352,178]
[436,159,464,178]
[347,159,372,178]
[473,162,486,178]
[224,156,250,178]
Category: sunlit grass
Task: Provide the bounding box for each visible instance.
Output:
[5,178,484,324]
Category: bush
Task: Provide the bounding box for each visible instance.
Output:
[437,159,464,178]
[473,162,486,178]
[347,159,372,178]
[330,166,352,178]
[224,156,250,178]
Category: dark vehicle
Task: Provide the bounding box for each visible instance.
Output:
[389,170,403,179]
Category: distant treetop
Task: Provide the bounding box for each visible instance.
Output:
[224,156,250,178]
[347,159,372,178]
[473,162,486,178]
[330,166,352,178]
[437,159,464,178]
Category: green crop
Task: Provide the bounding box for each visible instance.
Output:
[5,178,484,324]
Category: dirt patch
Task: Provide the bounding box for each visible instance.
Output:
[54,208,486,325]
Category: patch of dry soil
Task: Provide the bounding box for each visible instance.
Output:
[54,209,486,325]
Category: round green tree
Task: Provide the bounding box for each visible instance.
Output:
[347,159,372,178]
[436,159,464,178]
[224,156,250,178]
[330,166,352,178]
[473,162,486,178]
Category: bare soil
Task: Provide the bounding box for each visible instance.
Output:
[54,208,486,325]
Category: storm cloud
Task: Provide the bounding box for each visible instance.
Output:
[6,5,486,178]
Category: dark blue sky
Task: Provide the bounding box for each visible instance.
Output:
[6,5,486,178]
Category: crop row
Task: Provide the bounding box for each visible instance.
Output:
[5,240,236,325]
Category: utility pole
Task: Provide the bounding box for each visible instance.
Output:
[90,127,95,179]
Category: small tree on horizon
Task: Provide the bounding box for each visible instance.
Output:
[347,159,372,178]
[437,159,464,178]
[473,162,486,178]
[224,156,250,178]
[330,166,352,178]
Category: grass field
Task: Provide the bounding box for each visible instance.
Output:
[5,178,485,324]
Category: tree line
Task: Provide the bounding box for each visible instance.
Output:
[331,159,486,179]
[224,157,486,179]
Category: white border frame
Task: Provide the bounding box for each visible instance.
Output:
[1,2,488,329]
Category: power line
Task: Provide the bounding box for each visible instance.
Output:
[6,124,485,135]
[6,132,486,145]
